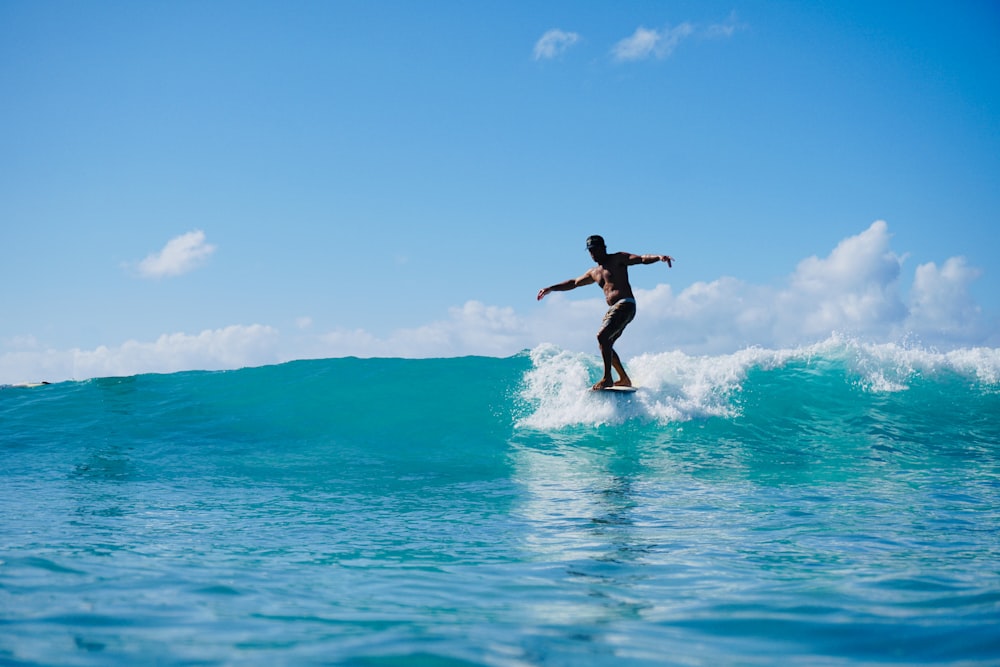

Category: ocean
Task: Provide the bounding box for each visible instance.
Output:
[2,337,999,666]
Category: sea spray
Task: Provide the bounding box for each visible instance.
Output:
[516,336,1000,429]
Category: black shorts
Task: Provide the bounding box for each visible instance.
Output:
[598,299,636,343]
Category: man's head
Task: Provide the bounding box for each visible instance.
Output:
[586,235,606,259]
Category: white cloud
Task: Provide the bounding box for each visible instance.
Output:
[906,257,983,338]
[612,24,694,61]
[313,301,528,359]
[778,220,907,339]
[611,14,743,62]
[0,325,279,383]
[134,230,216,279]
[533,29,580,60]
[3,221,993,384]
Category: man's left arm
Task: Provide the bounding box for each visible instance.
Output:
[626,253,674,268]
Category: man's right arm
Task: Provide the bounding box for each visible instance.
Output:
[537,272,595,300]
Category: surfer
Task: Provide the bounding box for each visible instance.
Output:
[537,235,673,390]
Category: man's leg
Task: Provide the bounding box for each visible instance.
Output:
[594,301,636,390]
[611,350,632,387]
[594,332,615,389]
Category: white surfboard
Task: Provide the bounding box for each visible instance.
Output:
[592,385,637,393]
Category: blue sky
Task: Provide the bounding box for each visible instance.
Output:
[2,1,998,382]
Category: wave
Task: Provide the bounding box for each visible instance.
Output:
[515,335,1000,429]
[5,335,998,442]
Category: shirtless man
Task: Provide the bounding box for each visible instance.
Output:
[537,235,673,390]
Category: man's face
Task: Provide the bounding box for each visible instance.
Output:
[588,245,605,261]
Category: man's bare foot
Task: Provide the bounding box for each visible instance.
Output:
[592,379,614,390]
[613,379,632,387]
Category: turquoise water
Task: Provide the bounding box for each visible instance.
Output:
[2,339,999,666]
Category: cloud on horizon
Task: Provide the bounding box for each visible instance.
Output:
[132,230,216,279]
[2,222,995,383]
[0,325,281,384]
[621,221,990,354]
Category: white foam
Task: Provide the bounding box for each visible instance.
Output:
[515,335,1000,429]
[515,344,619,429]
[515,343,786,429]
[812,333,1000,392]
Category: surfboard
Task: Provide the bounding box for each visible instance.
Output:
[592,385,637,393]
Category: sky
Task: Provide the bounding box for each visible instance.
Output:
[2,1,998,383]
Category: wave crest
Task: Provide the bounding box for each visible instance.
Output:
[516,335,1000,429]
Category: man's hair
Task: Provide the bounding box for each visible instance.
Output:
[586,235,605,250]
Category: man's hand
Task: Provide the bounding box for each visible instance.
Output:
[537,288,550,301]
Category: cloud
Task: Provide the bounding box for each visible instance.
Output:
[3,222,993,384]
[533,29,580,60]
[906,257,983,338]
[612,24,695,61]
[134,230,216,279]
[314,301,528,359]
[0,325,279,383]
[778,220,907,339]
[611,14,743,62]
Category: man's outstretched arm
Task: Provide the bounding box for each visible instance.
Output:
[537,272,596,300]
[626,253,674,268]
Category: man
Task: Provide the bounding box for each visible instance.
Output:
[537,235,673,390]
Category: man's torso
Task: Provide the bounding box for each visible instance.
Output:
[590,252,635,306]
